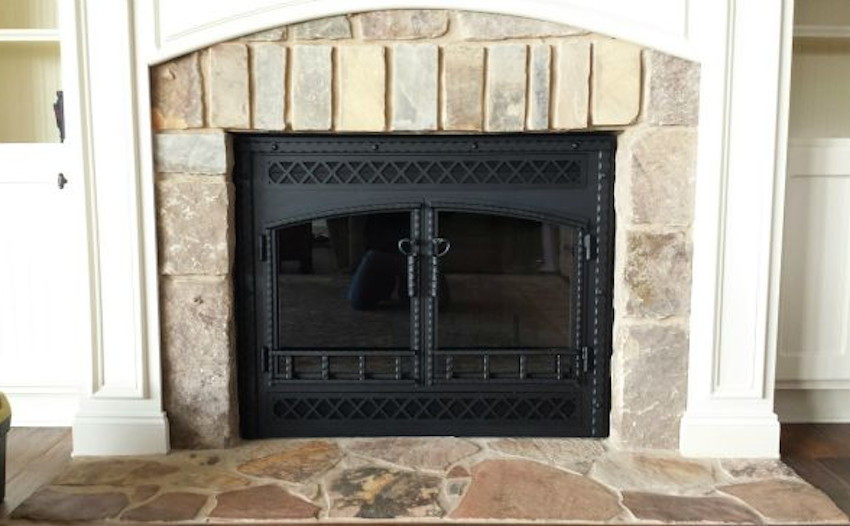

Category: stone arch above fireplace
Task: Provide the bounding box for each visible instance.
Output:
[151,10,699,450]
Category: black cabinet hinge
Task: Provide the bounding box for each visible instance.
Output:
[581,346,594,374]
[262,346,271,373]
[582,233,597,261]
[259,233,270,262]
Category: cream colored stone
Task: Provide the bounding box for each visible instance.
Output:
[489,438,606,474]
[238,27,286,41]
[391,44,438,131]
[291,16,351,40]
[592,40,642,125]
[622,230,692,318]
[156,178,233,276]
[154,131,229,175]
[528,44,551,130]
[552,41,590,129]
[618,127,697,226]
[338,46,385,132]
[645,50,700,125]
[443,46,484,131]
[291,45,333,130]
[161,276,237,449]
[250,44,286,131]
[151,53,204,130]
[207,44,249,129]
[613,323,689,449]
[359,10,448,40]
[486,44,527,132]
[589,451,723,495]
[454,12,585,40]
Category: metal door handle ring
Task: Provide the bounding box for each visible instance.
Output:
[432,237,451,257]
[398,238,417,256]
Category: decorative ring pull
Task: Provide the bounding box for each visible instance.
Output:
[398,238,417,256]
[432,237,451,258]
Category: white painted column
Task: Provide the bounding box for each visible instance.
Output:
[70,0,169,456]
[679,0,795,457]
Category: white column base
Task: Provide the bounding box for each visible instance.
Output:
[73,410,169,456]
[679,412,781,458]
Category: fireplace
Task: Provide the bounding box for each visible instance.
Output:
[234,134,614,437]
[151,9,698,451]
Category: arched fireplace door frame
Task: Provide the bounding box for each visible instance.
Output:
[234,133,615,438]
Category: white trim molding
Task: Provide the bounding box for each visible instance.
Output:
[73,0,794,457]
[776,389,850,423]
[70,0,168,456]
[679,0,794,457]
[4,388,80,427]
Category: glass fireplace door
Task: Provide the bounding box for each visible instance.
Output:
[430,210,583,384]
[271,210,418,383]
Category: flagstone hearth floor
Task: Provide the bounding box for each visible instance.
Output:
[8,437,849,524]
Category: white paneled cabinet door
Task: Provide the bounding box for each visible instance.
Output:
[0,0,89,426]
[776,140,850,421]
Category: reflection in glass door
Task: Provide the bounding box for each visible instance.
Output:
[432,211,582,383]
[272,211,417,382]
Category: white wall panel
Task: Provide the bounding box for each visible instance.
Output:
[777,141,850,387]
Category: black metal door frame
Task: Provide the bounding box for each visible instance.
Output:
[234,134,615,438]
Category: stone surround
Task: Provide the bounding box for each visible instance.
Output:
[11,437,848,523]
[151,10,699,449]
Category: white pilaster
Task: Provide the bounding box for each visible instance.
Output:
[70,0,168,456]
[679,0,794,458]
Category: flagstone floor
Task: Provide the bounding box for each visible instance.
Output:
[8,437,849,524]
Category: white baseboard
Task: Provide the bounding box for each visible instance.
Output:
[679,413,781,458]
[775,388,850,423]
[73,412,170,456]
[2,388,80,426]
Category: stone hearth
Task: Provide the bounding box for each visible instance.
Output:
[151,10,699,449]
[11,437,848,523]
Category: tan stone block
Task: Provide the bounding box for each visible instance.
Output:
[291,16,351,40]
[391,44,438,131]
[151,53,203,130]
[592,40,641,126]
[645,50,700,125]
[291,45,333,130]
[621,230,692,318]
[618,127,697,226]
[153,131,229,174]
[250,44,286,131]
[622,492,761,523]
[156,178,233,276]
[160,276,237,449]
[345,437,479,471]
[486,44,527,132]
[211,485,320,519]
[207,44,249,129]
[338,46,385,132]
[450,460,621,521]
[454,12,585,40]
[552,41,590,129]
[359,10,448,40]
[612,323,689,449]
[443,46,484,131]
[720,480,848,524]
[590,450,721,493]
[238,26,286,41]
[528,44,552,130]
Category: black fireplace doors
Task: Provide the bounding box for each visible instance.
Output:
[235,134,614,438]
